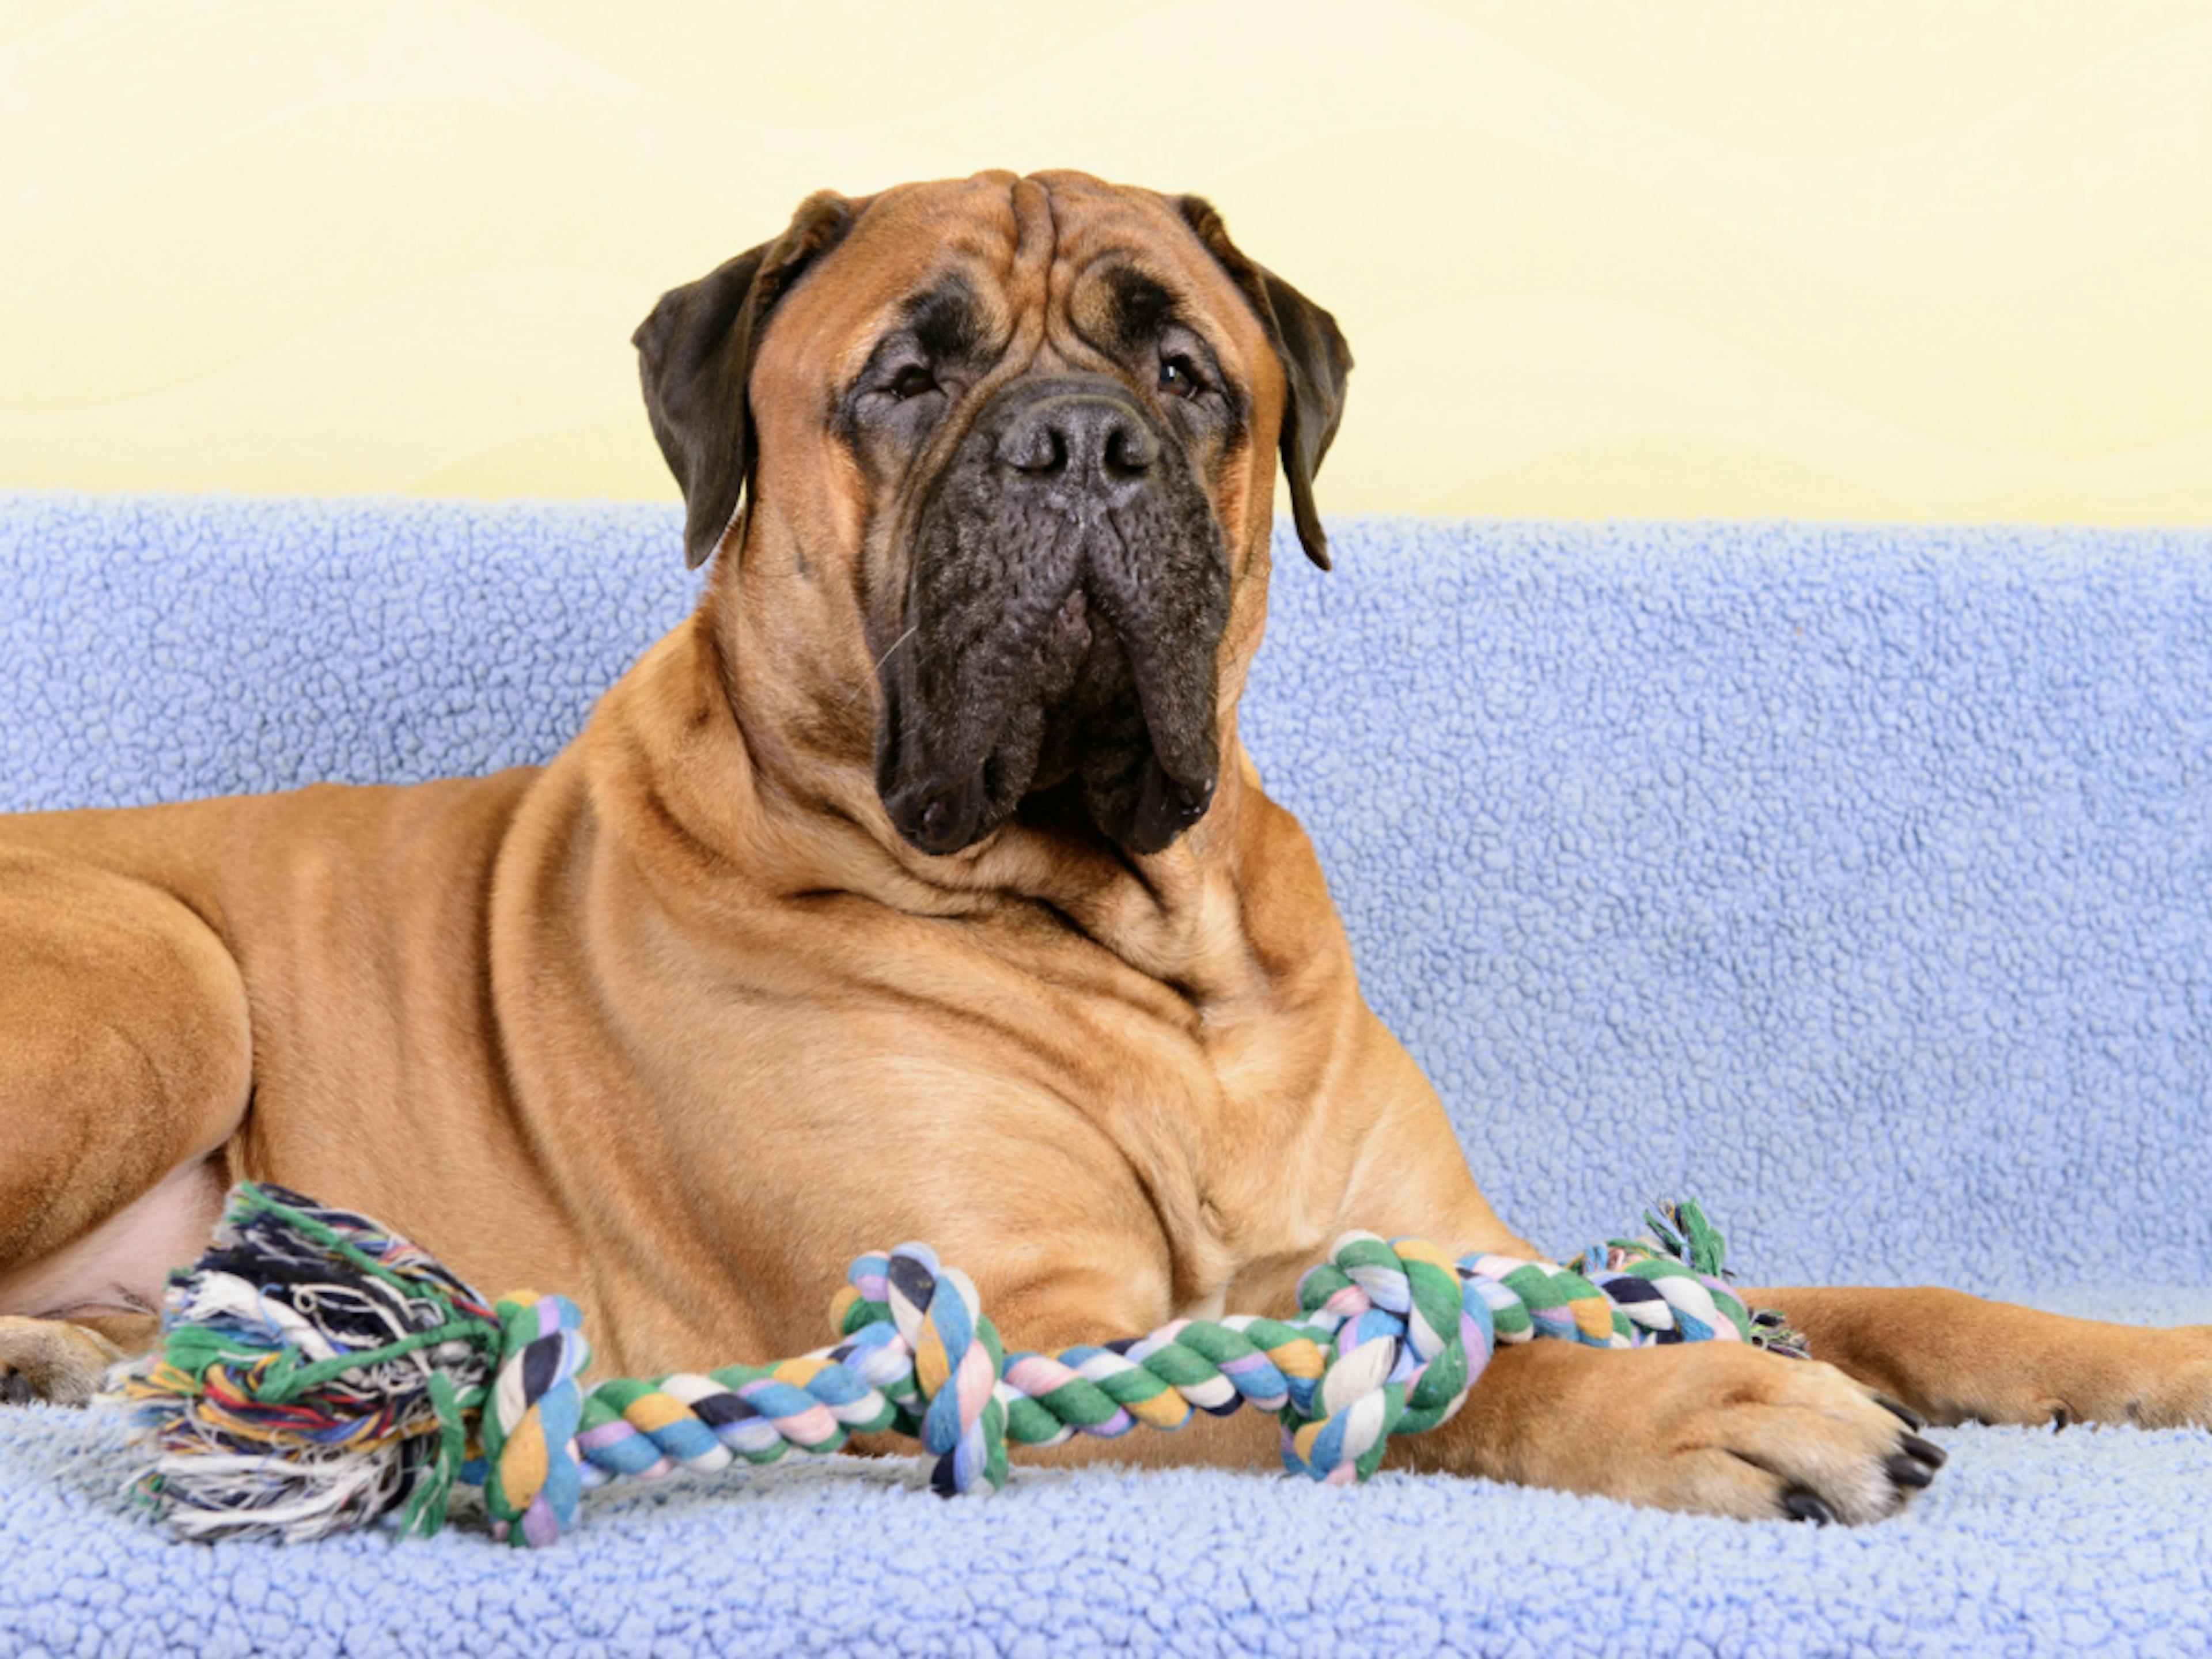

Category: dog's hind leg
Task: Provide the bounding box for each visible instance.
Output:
[0,844,252,1403]
[1743,1285,2212,1431]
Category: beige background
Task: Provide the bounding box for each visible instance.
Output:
[5,0,2210,524]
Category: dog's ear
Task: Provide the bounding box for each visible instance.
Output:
[634,191,854,569]
[1177,196,1353,571]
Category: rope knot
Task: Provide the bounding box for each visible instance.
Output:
[879,1243,1007,1494]
[478,1294,590,1547]
[1281,1233,1482,1482]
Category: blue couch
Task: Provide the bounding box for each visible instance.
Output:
[3,494,2209,1655]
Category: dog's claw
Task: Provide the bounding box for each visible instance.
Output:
[1899,1432,1947,1470]
[1886,1452,1937,1490]
[1872,1392,1926,1431]
[1782,1488,1835,1525]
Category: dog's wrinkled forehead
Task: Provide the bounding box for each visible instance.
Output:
[751,173,1278,472]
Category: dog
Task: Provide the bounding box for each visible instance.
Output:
[5,171,2207,1525]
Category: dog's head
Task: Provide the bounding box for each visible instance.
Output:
[632,170,1350,858]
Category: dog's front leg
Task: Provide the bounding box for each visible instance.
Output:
[891,1259,1942,1520]
[1396,1335,1944,1524]
[1746,1286,2212,1431]
[996,1305,1944,1521]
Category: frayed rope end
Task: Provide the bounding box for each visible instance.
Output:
[105,1183,505,1543]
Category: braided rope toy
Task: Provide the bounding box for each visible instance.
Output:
[107,1183,1803,1548]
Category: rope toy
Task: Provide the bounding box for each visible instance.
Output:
[107,1183,1802,1547]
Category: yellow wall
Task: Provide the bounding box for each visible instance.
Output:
[5,0,2210,524]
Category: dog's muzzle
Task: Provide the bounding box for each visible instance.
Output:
[876,374,1230,858]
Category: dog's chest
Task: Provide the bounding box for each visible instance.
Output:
[876,903,1346,1313]
[576,882,1340,1323]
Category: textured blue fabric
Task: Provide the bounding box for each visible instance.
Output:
[3,493,2210,1654]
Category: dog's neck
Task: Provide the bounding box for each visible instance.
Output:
[584,593,1281,1007]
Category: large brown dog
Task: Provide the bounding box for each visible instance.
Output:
[6,171,2209,1525]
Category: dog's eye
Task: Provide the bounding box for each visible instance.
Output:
[1158,355,1201,399]
[889,365,938,402]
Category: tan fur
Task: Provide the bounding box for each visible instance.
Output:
[1,171,2199,1519]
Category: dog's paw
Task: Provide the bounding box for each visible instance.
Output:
[1899,1309,2212,1431]
[2070,1327,2212,1430]
[1453,1336,1945,1524]
[1647,1343,1945,1524]
[1749,1288,2212,1434]
[0,1315,127,1407]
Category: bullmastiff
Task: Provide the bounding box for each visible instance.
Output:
[5,171,2207,1525]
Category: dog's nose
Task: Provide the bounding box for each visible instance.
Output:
[995,392,1159,500]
